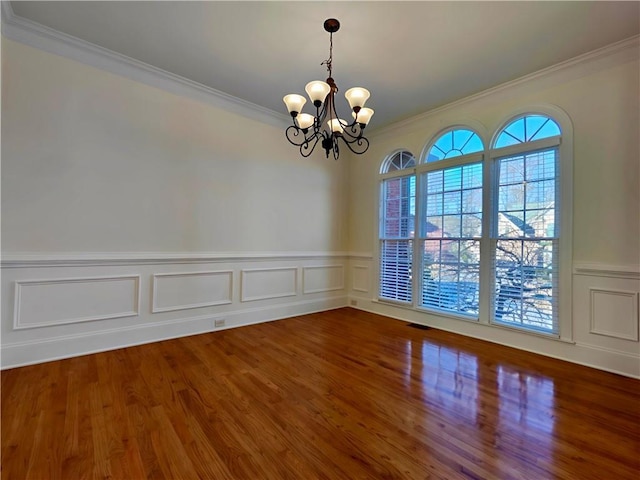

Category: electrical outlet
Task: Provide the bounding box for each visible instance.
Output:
[214,318,226,328]
[350,299,358,306]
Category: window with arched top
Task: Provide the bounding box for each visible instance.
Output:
[426,128,484,161]
[493,115,560,148]
[379,151,416,302]
[377,110,571,339]
[381,150,416,173]
[419,128,485,316]
[491,113,562,334]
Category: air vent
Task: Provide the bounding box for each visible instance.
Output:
[408,323,431,330]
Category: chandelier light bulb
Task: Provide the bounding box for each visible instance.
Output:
[352,107,374,125]
[305,81,331,107]
[283,94,306,116]
[327,118,345,134]
[345,87,370,111]
[297,113,315,130]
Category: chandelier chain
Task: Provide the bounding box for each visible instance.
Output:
[321,31,333,77]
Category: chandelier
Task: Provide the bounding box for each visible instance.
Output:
[283,18,374,160]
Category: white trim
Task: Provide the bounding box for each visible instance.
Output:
[348,252,374,260]
[240,267,298,302]
[0,251,352,268]
[151,270,233,313]
[13,275,140,330]
[0,1,288,129]
[574,263,640,279]
[490,136,561,159]
[417,152,484,173]
[302,265,345,294]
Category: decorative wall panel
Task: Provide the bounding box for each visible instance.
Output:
[14,275,140,329]
[589,288,639,341]
[352,265,370,293]
[241,267,298,302]
[302,265,344,294]
[152,270,233,313]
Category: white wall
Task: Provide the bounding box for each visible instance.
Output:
[346,38,640,378]
[1,37,350,367]
[1,39,348,254]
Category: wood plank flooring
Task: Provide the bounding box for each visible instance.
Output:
[2,308,639,479]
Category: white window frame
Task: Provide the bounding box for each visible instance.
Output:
[378,150,417,306]
[416,142,485,318]
[375,106,573,342]
[489,107,573,341]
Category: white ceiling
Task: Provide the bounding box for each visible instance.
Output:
[8,1,640,130]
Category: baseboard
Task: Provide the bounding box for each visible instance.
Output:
[1,295,347,369]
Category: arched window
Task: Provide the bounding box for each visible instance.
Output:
[381,150,416,173]
[494,114,561,148]
[491,114,561,334]
[376,109,571,340]
[379,151,416,303]
[426,128,484,161]
[419,128,485,315]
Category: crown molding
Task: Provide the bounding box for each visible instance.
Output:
[369,34,640,138]
[0,1,289,129]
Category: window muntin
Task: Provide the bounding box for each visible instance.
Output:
[379,151,416,303]
[426,129,483,162]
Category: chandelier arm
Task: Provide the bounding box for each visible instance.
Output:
[286,125,322,148]
[300,135,321,157]
[339,135,370,155]
[315,102,328,133]
[285,125,307,147]
[332,136,340,160]
[340,122,364,141]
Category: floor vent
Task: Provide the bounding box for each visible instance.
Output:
[408,323,431,330]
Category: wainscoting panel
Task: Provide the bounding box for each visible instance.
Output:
[573,264,640,363]
[14,275,140,329]
[152,270,233,313]
[589,288,639,341]
[352,265,370,293]
[1,253,348,369]
[302,265,344,294]
[241,267,298,302]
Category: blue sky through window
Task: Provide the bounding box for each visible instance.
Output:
[428,129,483,161]
[495,115,560,148]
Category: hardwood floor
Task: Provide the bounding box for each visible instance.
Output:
[2,308,639,479]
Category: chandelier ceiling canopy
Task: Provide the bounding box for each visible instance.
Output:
[283,18,374,160]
